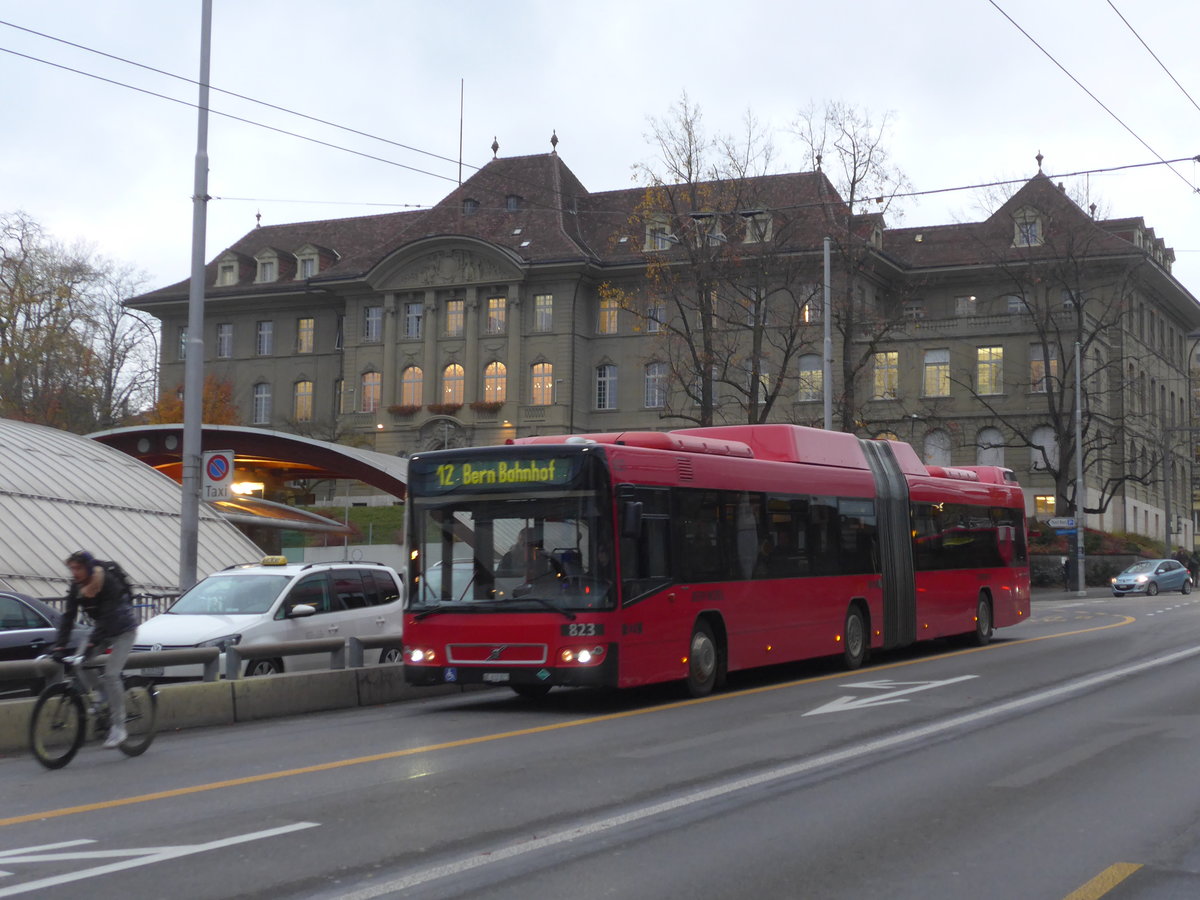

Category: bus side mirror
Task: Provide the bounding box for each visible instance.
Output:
[621,501,643,539]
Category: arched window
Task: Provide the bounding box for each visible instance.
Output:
[976,427,1004,466]
[400,366,423,406]
[798,354,822,402]
[923,429,952,466]
[530,363,554,406]
[442,363,464,405]
[360,372,381,413]
[1031,425,1059,470]
[483,361,507,403]
[293,380,313,422]
[595,364,617,410]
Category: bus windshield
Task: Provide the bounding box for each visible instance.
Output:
[407,451,615,612]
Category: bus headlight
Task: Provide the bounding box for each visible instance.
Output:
[408,648,437,664]
[560,646,605,664]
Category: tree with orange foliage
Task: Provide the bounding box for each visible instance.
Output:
[143,374,240,425]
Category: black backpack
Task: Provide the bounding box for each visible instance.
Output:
[99,560,134,604]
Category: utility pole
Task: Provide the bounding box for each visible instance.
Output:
[1074,341,1086,595]
[822,236,832,431]
[180,0,212,590]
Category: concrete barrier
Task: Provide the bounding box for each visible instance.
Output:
[231,668,361,722]
[154,680,235,731]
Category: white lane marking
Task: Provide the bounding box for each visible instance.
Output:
[0,822,319,898]
[802,676,978,716]
[337,645,1200,899]
[0,842,93,878]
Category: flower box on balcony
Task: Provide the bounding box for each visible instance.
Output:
[469,401,505,413]
[426,403,463,416]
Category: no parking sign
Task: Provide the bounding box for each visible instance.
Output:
[203,450,234,500]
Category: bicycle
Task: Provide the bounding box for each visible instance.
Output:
[28,652,158,769]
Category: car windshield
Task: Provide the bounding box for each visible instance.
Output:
[168,573,290,615]
[1123,561,1158,575]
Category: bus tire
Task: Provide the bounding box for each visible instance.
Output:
[968,594,993,647]
[842,605,868,670]
[686,620,719,697]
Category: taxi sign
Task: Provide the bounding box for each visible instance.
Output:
[1047,517,1076,528]
[260,555,289,566]
[203,449,235,501]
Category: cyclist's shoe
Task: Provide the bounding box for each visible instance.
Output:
[102,726,127,749]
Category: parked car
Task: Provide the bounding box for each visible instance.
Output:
[133,557,404,678]
[0,591,85,696]
[1111,559,1193,597]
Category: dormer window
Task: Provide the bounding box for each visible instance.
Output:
[645,217,673,251]
[257,259,276,282]
[216,262,237,286]
[1013,207,1044,247]
[463,198,479,215]
[505,194,522,212]
[691,212,725,246]
[296,255,317,279]
[742,210,772,243]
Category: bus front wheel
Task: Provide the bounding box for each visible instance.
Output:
[968,594,993,647]
[686,620,719,697]
[842,606,868,670]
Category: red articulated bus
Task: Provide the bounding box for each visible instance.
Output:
[402,424,1030,698]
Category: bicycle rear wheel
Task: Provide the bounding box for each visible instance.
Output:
[29,683,86,769]
[119,682,158,757]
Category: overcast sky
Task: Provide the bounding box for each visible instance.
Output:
[1,0,1197,296]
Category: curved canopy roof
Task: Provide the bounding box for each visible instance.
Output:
[91,424,409,499]
[0,418,261,596]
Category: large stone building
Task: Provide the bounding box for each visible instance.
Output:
[131,143,1200,544]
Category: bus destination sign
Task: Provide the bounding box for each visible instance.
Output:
[427,457,576,492]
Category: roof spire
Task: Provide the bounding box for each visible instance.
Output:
[815,152,822,172]
[491,136,499,159]
[1035,149,1044,173]
[255,209,262,228]
[550,130,558,154]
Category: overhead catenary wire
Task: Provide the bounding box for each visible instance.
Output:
[1105,0,1200,117]
[987,0,1199,194]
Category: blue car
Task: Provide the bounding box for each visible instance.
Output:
[1111,559,1193,597]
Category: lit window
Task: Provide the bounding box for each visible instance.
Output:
[403,302,423,339]
[293,381,313,422]
[597,296,618,334]
[644,362,667,409]
[798,354,822,402]
[297,318,314,354]
[252,383,271,424]
[363,307,382,342]
[531,363,554,406]
[400,366,423,406]
[1034,495,1056,517]
[533,294,553,332]
[216,323,232,359]
[255,321,273,356]
[873,352,898,399]
[595,364,617,410]
[485,296,506,335]
[1030,343,1059,393]
[923,349,950,397]
[955,295,977,316]
[360,372,381,413]
[483,361,507,403]
[442,364,464,405]
[444,299,464,337]
[977,346,1003,395]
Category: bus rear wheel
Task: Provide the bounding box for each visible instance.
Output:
[968,594,993,647]
[842,606,867,670]
[686,620,719,697]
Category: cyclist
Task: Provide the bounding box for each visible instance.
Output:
[53,550,138,748]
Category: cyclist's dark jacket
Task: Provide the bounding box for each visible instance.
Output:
[56,564,138,645]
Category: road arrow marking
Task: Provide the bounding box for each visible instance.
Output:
[802,675,978,716]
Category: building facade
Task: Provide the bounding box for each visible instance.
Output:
[132,146,1200,544]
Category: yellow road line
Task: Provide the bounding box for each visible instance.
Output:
[0,613,1135,828]
[1063,862,1143,899]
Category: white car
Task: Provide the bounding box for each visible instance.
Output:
[134,557,404,677]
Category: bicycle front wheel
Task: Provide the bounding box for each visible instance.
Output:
[29,683,86,769]
[119,683,158,757]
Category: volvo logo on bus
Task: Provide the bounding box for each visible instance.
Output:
[486,645,507,661]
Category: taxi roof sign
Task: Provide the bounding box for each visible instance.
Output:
[260,555,289,566]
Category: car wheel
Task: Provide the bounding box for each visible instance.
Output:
[380,647,404,664]
[245,658,282,676]
[1147,582,1159,597]
[1183,580,1193,595]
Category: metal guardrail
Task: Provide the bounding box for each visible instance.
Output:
[41,593,181,625]
[0,633,403,692]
